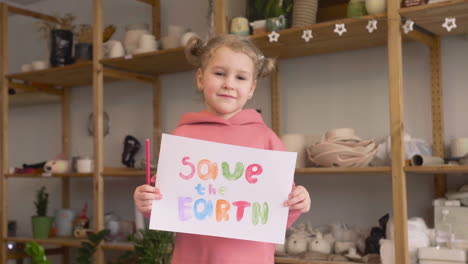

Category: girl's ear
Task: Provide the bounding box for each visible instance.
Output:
[248,79,257,99]
[196,68,203,91]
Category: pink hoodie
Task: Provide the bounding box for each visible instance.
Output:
[162,109,301,264]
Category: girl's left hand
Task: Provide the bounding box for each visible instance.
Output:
[284,185,310,213]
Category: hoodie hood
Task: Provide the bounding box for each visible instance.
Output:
[177,109,264,127]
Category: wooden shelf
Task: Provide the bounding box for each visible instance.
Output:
[9,91,61,107]
[252,13,390,60]
[7,236,84,247]
[101,47,195,76]
[7,62,95,87]
[5,172,92,178]
[405,165,468,174]
[295,167,391,175]
[102,167,154,177]
[275,256,356,264]
[400,0,468,36]
[102,241,134,250]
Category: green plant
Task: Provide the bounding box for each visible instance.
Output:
[75,229,110,264]
[247,0,293,20]
[34,186,49,217]
[25,241,50,264]
[133,229,174,264]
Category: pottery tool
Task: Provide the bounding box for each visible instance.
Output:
[146,139,150,185]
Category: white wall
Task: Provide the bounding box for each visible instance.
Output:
[4,0,468,262]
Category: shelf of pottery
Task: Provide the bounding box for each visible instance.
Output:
[1,0,468,263]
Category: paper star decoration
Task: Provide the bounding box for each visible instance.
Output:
[366,20,378,33]
[268,31,280,42]
[334,23,347,36]
[442,17,457,32]
[302,29,313,42]
[402,19,414,34]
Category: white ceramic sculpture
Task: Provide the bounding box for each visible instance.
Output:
[309,232,332,254]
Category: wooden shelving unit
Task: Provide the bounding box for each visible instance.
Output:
[295,167,391,175]
[400,0,468,35]
[405,165,468,174]
[1,0,467,264]
[7,236,85,247]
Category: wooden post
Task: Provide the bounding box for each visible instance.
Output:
[271,65,281,137]
[214,0,227,34]
[387,0,409,263]
[61,87,71,264]
[153,78,161,158]
[0,3,9,264]
[152,0,161,39]
[429,36,446,198]
[93,0,104,263]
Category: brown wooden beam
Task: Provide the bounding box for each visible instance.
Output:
[7,5,59,24]
[8,82,63,95]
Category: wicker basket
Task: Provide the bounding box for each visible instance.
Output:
[292,0,319,27]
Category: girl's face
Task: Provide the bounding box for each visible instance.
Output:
[197,46,257,120]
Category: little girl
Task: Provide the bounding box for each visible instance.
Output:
[134,34,311,264]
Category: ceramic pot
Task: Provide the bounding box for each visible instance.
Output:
[347,0,367,17]
[75,43,93,61]
[55,209,75,236]
[123,24,149,55]
[365,0,386,14]
[230,17,249,36]
[77,158,93,173]
[31,216,53,239]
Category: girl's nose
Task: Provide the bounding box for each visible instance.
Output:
[223,76,235,90]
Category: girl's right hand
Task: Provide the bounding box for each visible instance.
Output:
[134,184,162,216]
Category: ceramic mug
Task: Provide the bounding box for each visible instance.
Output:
[21,64,33,72]
[55,209,75,236]
[451,137,468,158]
[230,17,249,36]
[77,158,93,173]
[108,41,125,58]
[31,60,49,70]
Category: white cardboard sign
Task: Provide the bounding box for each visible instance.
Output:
[149,134,297,244]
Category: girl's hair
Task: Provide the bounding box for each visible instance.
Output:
[185,34,276,79]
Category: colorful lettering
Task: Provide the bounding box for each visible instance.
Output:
[232,201,251,221]
[193,198,213,220]
[215,199,230,222]
[179,156,195,180]
[208,184,216,195]
[194,183,206,195]
[218,186,227,196]
[178,197,193,221]
[245,164,263,184]
[252,202,269,225]
[197,159,218,180]
[222,161,244,181]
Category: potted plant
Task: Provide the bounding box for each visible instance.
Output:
[25,241,50,264]
[75,229,110,264]
[133,229,174,264]
[31,186,53,239]
[37,12,76,67]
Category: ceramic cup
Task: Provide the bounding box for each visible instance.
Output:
[138,34,157,51]
[55,209,75,236]
[230,17,249,36]
[77,158,93,173]
[451,137,468,158]
[31,60,49,70]
[168,24,185,37]
[108,41,125,58]
[161,35,181,49]
[20,64,33,72]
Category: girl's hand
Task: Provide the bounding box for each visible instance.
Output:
[134,184,162,215]
[284,185,310,213]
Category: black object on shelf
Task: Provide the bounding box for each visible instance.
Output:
[122,135,141,168]
[50,29,74,67]
[365,213,389,254]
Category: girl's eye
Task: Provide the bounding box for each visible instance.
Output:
[214,72,224,76]
[237,76,246,80]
